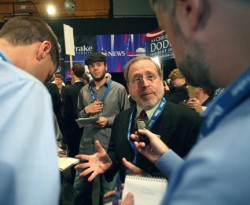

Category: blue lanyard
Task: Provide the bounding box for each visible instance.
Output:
[89,80,112,102]
[127,97,166,161]
[200,68,250,138]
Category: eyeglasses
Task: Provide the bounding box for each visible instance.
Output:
[130,75,158,85]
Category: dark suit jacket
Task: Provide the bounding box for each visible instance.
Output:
[106,100,201,182]
[44,82,64,132]
[63,81,85,157]
[44,82,61,115]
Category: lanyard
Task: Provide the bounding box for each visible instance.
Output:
[127,97,166,161]
[200,68,250,138]
[89,80,112,102]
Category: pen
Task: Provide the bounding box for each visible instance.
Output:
[112,174,121,205]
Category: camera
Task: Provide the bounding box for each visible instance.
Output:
[136,119,149,145]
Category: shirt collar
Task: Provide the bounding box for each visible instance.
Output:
[136,99,162,120]
[89,79,108,88]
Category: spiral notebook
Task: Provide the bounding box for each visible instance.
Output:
[121,175,168,205]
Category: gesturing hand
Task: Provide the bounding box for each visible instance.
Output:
[74,140,112,181]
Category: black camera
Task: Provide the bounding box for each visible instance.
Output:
[136,119,149,145]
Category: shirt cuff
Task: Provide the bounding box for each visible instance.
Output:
[156,149,183,178]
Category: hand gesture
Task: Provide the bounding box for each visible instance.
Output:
[74,140,112,181]
[131,129,169,164]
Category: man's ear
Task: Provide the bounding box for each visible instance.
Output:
[176,0,204,34]
[37,41,51,61]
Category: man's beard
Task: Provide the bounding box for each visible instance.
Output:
[92,73,106,82]
[178,48,217,89]
[172,20,217,89]
[178,39,218,89]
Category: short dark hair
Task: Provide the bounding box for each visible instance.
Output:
[203,88,215,97]
[72,63,85,78]
[82,74,90,83]
[0,16,60,69]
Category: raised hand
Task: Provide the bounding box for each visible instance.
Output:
[74,140,112,181]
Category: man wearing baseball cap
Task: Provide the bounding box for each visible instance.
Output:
[73,52,130,205]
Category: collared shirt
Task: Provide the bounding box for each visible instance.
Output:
[78,79,130,153]
[156,70,250,205]
[0,50,60,205]
[136,100,161,121]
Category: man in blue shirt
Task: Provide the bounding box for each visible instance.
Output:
[122,0,250,204]
[0,17,60,205]
[71,1,250,205]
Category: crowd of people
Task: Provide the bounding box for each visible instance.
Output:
[1,0,250,205]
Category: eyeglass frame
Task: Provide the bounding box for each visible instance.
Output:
[129,74,159,85]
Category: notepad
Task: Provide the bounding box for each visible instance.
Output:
[121,175,168,205]
[75,116,99,128]
[58,157,79,171]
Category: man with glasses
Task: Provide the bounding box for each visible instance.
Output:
[0,16,60,205]
[73,52,130,205]
[75,55,201,187]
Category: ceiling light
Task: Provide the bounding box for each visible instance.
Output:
[47,5,56,15]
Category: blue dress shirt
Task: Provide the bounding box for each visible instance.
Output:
[0,51,60,205]
[157,69,250,205]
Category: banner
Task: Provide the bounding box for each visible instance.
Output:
[63,35,96,78]
[97,34,146,72]
[146,30,174,61]
[63,34,146,75]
